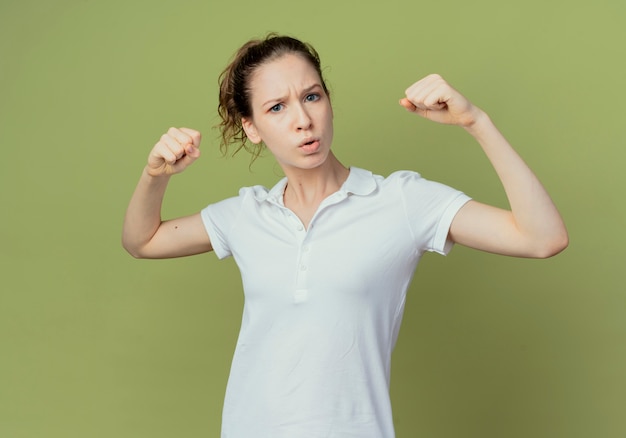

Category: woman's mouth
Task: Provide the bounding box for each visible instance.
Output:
[300,139,320,153]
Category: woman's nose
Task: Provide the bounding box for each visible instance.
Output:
[295,104,312,130]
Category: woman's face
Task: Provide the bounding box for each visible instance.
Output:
[242,53,334,173]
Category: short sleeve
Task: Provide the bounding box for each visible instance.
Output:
[201,194,244,259]
[393,171,471,255]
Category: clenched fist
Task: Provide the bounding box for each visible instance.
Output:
[147,127,202,176]
[399,74,483,128]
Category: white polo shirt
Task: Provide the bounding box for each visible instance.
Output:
[201,167,471,438]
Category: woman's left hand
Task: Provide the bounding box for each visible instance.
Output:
[400,74,483,128]
[399,75,568,258]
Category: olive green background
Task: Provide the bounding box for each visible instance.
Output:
[1,0,624,437]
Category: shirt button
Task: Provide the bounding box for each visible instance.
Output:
[297,224,304,231]
[300,265,307,271]
[302,245,310,252]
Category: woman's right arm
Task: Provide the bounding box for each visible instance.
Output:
[122,127,213,259]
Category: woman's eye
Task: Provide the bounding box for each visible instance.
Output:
[305,93,320,102]
[270,103,283,112]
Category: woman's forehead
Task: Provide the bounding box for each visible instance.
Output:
[249,54,322,97]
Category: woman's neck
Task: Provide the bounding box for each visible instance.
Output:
[282,152,349,216]
[283,153,348,203]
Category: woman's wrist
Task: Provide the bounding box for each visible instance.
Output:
[463,109,492,138]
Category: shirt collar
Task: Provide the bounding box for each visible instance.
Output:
[341,167,377,196]
[257,166,377,204]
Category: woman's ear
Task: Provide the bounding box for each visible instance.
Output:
[242,118,261,144]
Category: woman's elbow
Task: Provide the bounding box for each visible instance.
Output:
[533,229,569,258]
[121,237,147,259]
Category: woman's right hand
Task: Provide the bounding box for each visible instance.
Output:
[146,127,202,177]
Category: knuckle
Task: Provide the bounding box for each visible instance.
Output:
[181,133,192,145]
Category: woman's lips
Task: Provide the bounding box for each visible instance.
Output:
[299,140,320,153]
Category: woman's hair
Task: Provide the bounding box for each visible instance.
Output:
[217,33,330,160]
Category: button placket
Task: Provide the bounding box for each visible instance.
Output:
[295,239,309,284]
[294,230,311,303]
[284,193,350,303]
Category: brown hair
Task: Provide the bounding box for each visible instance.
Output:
[217,34,330,161]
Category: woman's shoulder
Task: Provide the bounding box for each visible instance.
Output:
[356,167,466,201]
[352,167,424,187]
[351,167,423,180]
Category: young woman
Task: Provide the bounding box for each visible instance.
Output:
[123,35,567,437]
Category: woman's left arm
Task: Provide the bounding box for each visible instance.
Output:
[400,74,569,258]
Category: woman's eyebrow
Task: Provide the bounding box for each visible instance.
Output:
[302,83,322,94]
[261,84,323,107]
